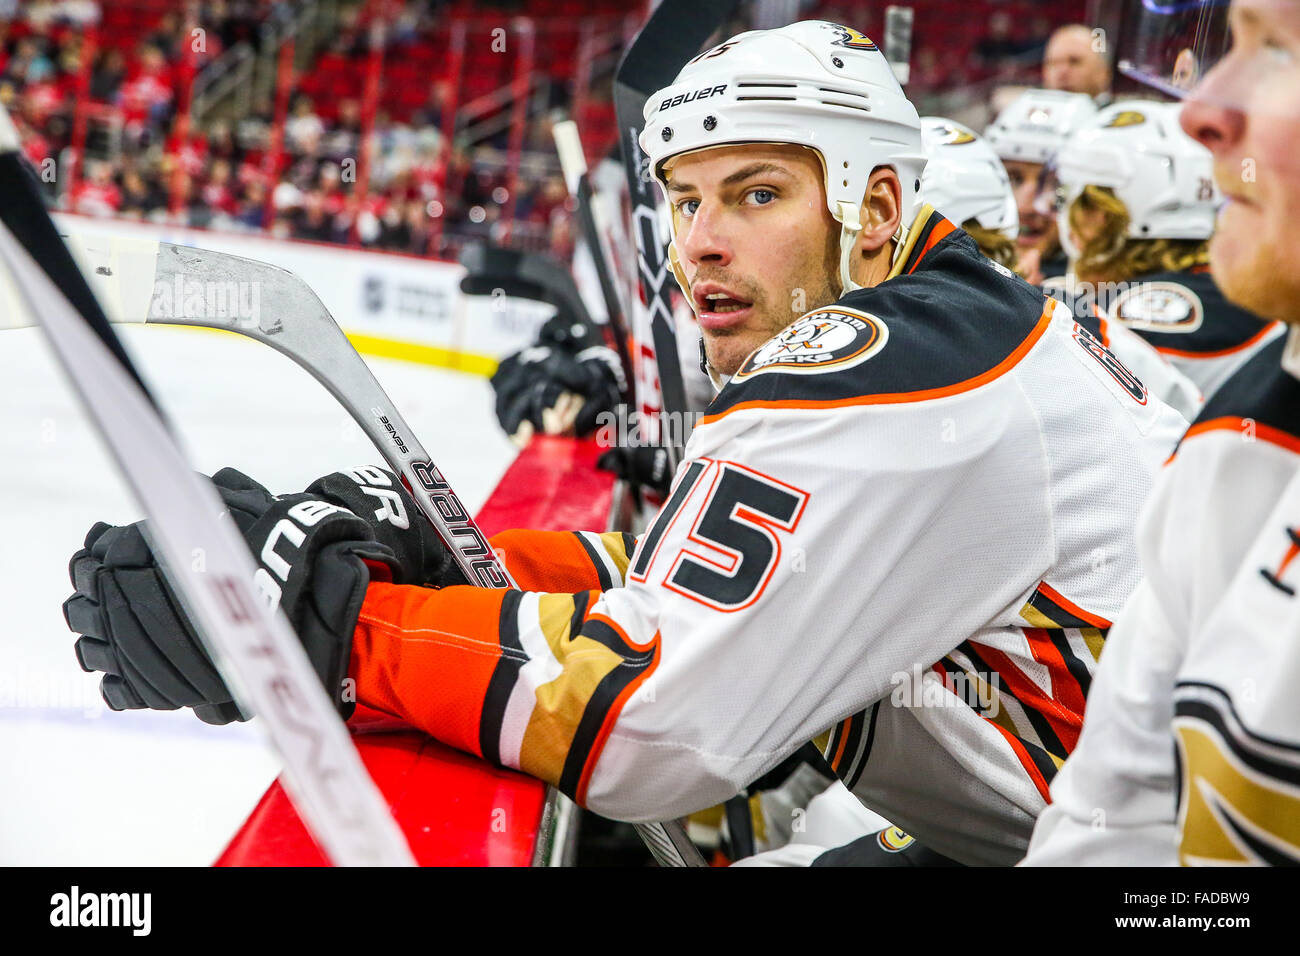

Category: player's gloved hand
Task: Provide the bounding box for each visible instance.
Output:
[491,344,625,447]
[302,465,469,588]
[62,468,403,725]
[597,444,675,498]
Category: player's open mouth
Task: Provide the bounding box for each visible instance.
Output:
[693,283,754,329]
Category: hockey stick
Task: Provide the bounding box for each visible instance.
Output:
[552,119,636,410]
[0,113,415,866]
[613,0,741,467]
[884,6,915,86]
[6,230,706,867]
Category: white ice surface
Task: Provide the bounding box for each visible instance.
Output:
[0,324,517,864]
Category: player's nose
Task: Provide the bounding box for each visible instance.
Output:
[1179,63,1245,157]
[677,201,733,268]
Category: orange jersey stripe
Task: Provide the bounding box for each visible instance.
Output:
[698,300,1054,427]
[1152,320,1278,360]
[988,718,1054,803]
[1172,417,1300,465]
[907,218,957,274]
[974,640,1085,756]
[1035,580,1112,629]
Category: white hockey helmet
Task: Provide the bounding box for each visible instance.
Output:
[919,117,1018,241]
[639,20,927,295]
[983,88,1098,165]
[1054,99,1218,256]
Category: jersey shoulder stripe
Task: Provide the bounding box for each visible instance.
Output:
[1175,333,1300,457]
[701,216,1054,423]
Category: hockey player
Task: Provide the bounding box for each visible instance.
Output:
[63,21,1187,866]
[983,88,1097,283]
[921,116,1201,421]
[918,117,1020,271]
[1024,0,1300,866]
[1054,98,1283,403]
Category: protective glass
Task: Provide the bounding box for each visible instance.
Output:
[1116,1,1232,97]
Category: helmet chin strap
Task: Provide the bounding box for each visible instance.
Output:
[837,201,864,295]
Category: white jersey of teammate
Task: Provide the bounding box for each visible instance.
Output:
[1024,327,1300,865]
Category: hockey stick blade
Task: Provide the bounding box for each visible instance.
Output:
[8,234,517,592]
[0,127,414,866]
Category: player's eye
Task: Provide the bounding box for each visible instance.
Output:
[743,188,776,206]
[1262,35,1296,67]
[677,198,700,219]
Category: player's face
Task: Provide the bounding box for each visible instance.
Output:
[1180,0,1300,322]
[666,143,840,376]
[1003,159,1051,250]
[1043,29,1109,98]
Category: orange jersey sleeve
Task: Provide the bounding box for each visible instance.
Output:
[351,581,652,804]
[488,529,638,592]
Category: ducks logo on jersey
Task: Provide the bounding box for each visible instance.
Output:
[1108,281,1204,333]
[734,306,888,379]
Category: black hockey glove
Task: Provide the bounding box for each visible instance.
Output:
[491,344,624,445]
[596,444,675,498]
[303,465,469,589]
[62,468,403,725]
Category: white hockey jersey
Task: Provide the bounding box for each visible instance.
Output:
[351,210,1188,866]
[1103,267,1284,403]
[1024,326,1300,866]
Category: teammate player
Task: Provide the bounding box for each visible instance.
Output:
[1054,98,1282,403]
[1024,0,1300,866]
[983,88,1097,283]
[922,116,1200,421]
[64,21,1187,865]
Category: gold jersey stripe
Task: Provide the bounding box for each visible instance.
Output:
[517,595,627,786]
[1176,721,1300,865]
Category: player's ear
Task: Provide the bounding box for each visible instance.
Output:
[856,167,903,254]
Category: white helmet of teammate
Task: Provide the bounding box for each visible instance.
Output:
[1054,99,1218,257]
[919,117,1018,240]
[983,88,1098,164]
[639,20,927,295]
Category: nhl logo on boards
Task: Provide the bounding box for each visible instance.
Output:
[1107,281,1204,334]
[733,306,888,379]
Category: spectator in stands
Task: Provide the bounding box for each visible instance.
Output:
[119,166,167,220]
[118,43,174,144]
[1042,24,1112,104]
[291,190,336,243]
[285,94,325,155]
[90,48,128,102]
[69,159,123,217]
[235,178,269,230]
